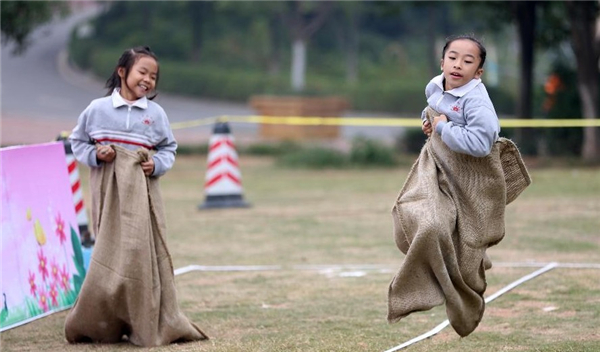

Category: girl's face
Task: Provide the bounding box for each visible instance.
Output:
[440,39,483,91]
[118,55,158,101]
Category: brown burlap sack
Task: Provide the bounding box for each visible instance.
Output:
[388,107,531,337]
[65,145,208,346]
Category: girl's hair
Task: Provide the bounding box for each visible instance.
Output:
[105,46,159,100]
[442,34,487,69]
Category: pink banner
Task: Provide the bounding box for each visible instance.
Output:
[1,142,85,331]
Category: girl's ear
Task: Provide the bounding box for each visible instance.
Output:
[117,67,126,79]
[440,59,444,70]
[475,68,484,79]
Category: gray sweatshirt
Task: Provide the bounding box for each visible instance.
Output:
[421,74,500,157]
[69,89,177,177]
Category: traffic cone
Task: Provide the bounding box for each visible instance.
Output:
[57,132,95,249]
[199,122,250,209]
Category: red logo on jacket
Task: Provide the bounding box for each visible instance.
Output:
[451,105,461,113]
[141,116,154,125]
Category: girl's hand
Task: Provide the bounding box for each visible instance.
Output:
[422,121,433,136]
[141,158,155,176]
[96,145,115,163]
[432,114,448,132]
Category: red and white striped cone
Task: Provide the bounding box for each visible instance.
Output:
[57,132,95,247]
[199,122,250,209]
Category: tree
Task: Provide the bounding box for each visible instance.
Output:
[565,1,600,161]
[280,1,333,92]
[511,1,538,154]
[330,2,362,84]
[188,2,214,62]
[0,1,68,54]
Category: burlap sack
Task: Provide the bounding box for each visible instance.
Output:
[65,145,208,346]
[388,107,531,337]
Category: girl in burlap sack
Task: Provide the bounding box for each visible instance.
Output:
[388,35,530,336]
[66,46,208,346]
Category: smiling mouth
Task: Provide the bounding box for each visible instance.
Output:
[450,73,462,78]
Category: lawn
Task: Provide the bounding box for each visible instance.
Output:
[1,155,599,352]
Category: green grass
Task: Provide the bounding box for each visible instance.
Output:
[1,156,598,351]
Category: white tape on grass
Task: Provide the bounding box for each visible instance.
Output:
[174,264,282,276]
[382,262,558,352]
[173,262,600,276]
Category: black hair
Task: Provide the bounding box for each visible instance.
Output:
[104,46,160,100]
[441,34,487,69]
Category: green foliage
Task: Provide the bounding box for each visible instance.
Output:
[277,147,349,169]
[542,63,583,156]
[0,1,69,54]
[242,141,302,156]
[274,138,398,168]
[349,136,397,167]
[396,127,428,154]
[176,144,209,156]
[70,226,86,293]
[68,1,526,114]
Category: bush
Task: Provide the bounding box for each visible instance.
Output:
[276,147,349,169]
[349,137,397,167]
[396,128,427,154]
[67,38,515,115]
[242,141,302,156]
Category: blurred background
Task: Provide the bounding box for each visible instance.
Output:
[1,0,599,162]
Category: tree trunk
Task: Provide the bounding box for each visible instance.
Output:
[291,38,307,91]
[189,2,208,62]
[512,1,537,155]
[268,16,283,75]
[426,4,439,78]
[566,1,600,161]
[345,11,359,84]
[283,1,332,92]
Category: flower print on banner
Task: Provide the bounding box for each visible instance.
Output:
[55,212,66,245]
[33,219,46,246]
[1,143,85,331]
[59,264,70,291]
[37,248,49,283]
[37,287,49,312]
[28,271,37,297]
[49,283,59,308]
[50,259,60,282]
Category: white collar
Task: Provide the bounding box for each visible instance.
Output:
[431,74,481,97]
[111,88,148,109]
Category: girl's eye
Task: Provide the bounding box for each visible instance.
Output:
[465,61,473,64]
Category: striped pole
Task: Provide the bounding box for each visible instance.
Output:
[57,133,95,247]
[199,122,250,209]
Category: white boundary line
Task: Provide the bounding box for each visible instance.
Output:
[173,261,600,276]
[382,262,559,352]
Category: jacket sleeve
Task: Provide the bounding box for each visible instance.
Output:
[69,105,101,168]
[151,111,177,177]
[421,107,428,125]
[435,98,500,157]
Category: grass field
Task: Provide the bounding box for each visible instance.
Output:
[1,155,599,352]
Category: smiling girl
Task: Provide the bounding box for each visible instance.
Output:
[66,47,207,346]
[70,46,176,176]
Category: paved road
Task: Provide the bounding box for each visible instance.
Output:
[1,5,404,148]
